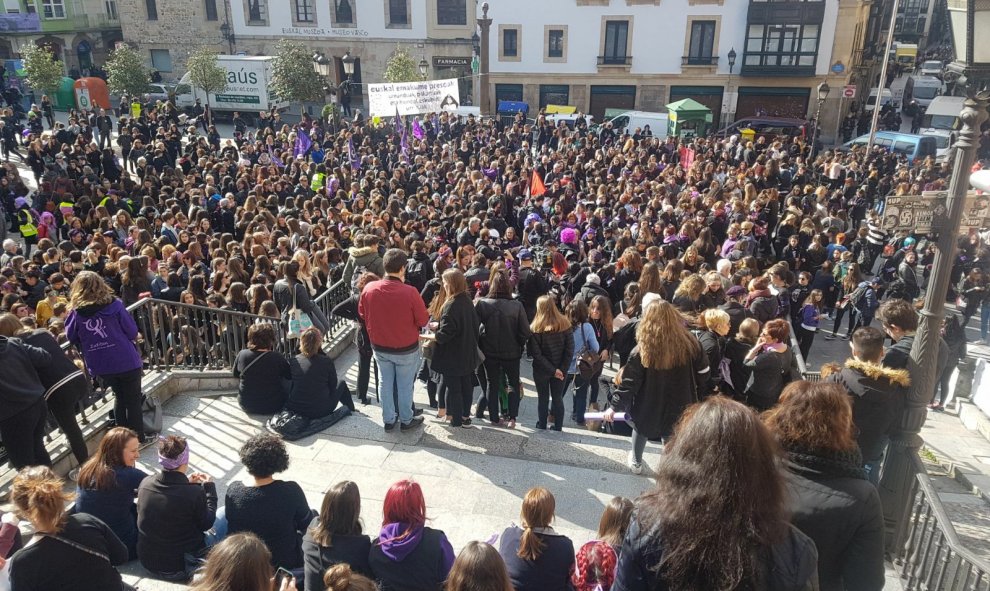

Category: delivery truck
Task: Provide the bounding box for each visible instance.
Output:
[174,55,287,120]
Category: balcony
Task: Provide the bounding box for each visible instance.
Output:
[682,55,719,66]
[0,12,41,32]
[597,55,632,66]
[40,12,120,32]
[747,0,826,24]
[740,61,816,77]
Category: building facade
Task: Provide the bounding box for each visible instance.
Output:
[0,0,122,73]
[119,0,478,107]
[484,0,874,141]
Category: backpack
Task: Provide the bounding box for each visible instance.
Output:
[405,257,430,293]
[350,263,368,295]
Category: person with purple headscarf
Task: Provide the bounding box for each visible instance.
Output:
[136,435,218,582]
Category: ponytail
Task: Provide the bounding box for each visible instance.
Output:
[517,525,546,561]
[11,467,74,534]
[323,563,378,591]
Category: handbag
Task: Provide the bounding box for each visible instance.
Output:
[577,325,604,381]
[143,394,163,434]
[266,410,309,439]
[286,283,314,339]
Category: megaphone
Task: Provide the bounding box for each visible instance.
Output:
[972,170,990,193]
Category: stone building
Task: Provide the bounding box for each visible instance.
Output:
[0,0,122,73]
[117,0,227,77]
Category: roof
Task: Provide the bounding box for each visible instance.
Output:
[665,98,711,113]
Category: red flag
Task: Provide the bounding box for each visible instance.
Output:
[530,170,546,197]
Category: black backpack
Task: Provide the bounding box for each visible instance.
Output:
[405,257,430,293]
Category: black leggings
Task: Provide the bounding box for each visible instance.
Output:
[483,357,521,421]
[535,376,565,431]
[442,373,474,426]
[102,368,145,440]
[47,376,90,465]
[357,350,372,401]
[831,305,858,337]
[0,398,52,469]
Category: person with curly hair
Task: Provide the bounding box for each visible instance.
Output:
[223,433,315,577]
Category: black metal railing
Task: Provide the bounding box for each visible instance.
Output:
[597,55,632,66]
[898,454,990,590]
[682,55,719,66]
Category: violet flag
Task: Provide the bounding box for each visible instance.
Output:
[412,118,425,140]
[348,135,362,170]
[268,145,284,168]
[293,130,312,158]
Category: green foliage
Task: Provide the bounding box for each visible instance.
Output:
[185,47,228,97]
[271,40,324,107]
[21,44,63,94]
[321,103,338,121]
[383,47,422,84]
[105,45,151,98]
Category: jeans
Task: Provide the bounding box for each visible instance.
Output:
[102,368,145,439]
[796,326,816,362]
[934,357,960,406]
[535,376,565,430]
[982,302,990,341]
[864,438,888,486]
[832,305,858,337]
[443,373,474,426]
[562,373,590,423]
[373,348,420,425]
[483,357,522,421]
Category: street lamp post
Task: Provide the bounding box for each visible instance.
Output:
[810,81,830,153]
[418,58,429,81]
[477,2,492,116]
[723,48,736,127]
[876,0,989,554]
[312,50,334,124]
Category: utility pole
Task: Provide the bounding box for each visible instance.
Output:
[477,2,492,116]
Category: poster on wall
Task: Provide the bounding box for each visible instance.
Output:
[367,78,460,117]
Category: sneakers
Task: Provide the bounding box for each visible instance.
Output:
[68,467,80,482]
[628,452,643,475]
[138,437,158,451]
[401,416,425,431]
[384,421,397,432]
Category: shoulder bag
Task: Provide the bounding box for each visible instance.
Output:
[286,282,315,339]
[578,323,604,381]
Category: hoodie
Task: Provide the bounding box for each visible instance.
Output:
[369,523,454,591]
[0,336,52,421]
[65,299,143,377]
[342,246,386,288]
[825,358,911,462]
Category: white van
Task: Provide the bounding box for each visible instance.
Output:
[600,111,669,137]
[920,96,965,132]
[865,88,894,112]
[902,76,943,114]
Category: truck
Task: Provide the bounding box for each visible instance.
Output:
[174,55,287,120]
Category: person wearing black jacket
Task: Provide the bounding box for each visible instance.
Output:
[476,270,532,427]
[137,436,218,581]
[332,271,380,405]
[233,323,291,414]
[303,481,373,591]
[0,332,52,469]
[528,295,574,431]
[428,269,480,428]
[287,327,354,419]
[516,250,549,321]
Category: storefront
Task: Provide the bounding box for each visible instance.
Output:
[589,85,636,121]
[433,56,473,106]
[735,87,811,119]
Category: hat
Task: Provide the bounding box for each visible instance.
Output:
[525,213,542,226]
[518,248,534,261]
[488,229,500,239]
[726,285,748,297]
[14,197,28,209]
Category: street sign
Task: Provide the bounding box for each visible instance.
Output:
[470,55,480,74]
[881,191,989,235]
[832,62,846,74]
[843,85,856,98]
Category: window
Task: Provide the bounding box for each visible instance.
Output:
[146,0,157,19]
[333,0,353,24]
[503,28,518,57]
[105,0,118,19]
[688,20,716,63]
[603,20,629,64]
[41,0,65,18]
[246,0,267,23]
[205,0,217,20]
[150,49,172,73]
[437,0,465,25]
[295,0,314,22]
[744,23,819,68]
[917,15,926,32]
[548,29,564,58]
[388,0,408,26]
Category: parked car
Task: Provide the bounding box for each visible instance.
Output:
[714,117,810,142]
[837,131,937,164]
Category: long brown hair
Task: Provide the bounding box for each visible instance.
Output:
[762,381,858,453]
[636,300,700,370]
[590,295,614,340]
[597,496,634,547]
[309,480,363,547]
[446,541,514,591]
[637,396,787,591]
[78,427,140,491]
[518,487,556,561]
[530,295,571,334]
[189,533,273,591]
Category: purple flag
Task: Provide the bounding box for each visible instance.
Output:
[293,130,312,158]
[267,144,284,168]
[412,118,424,140]
[348,135,361,170]
[400,123,410,163]
[394,106,402,134]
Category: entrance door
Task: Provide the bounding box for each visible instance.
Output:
[589,85,635,121]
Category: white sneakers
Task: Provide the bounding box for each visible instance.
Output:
[628,451,643,475]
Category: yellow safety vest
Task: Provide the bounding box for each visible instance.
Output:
[19,210,37,238]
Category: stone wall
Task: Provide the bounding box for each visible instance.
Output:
[119,0,225,77]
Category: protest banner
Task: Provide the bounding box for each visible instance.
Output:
[367,78,460,117]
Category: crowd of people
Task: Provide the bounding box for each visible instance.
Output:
[0,78,987,589]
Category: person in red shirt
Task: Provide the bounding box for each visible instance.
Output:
[359,249,429,431]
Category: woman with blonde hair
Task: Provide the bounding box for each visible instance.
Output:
[529,295,574,431]
[9,466,131,591]
[696,308,730,397]
[447,541,514,591]
[671,274,706,315]
[323,563,377,591]
[604,300,709,474]
[498,487,575,591]
[66,270,147,444]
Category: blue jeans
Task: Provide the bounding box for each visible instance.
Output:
[981,302,990,341]
[374,348,421,425]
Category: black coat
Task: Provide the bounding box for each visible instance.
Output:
[827,359,910,462]
[476,296,532,360]
[785,446,885,591]
[137,471,218,573]
[498,525,575,591]
[611,344,709,440]
[302,526,373,591]
[233,349,290,415]
[720,301,752,337]
[613,515,818,591]
[745,347,799,410]
[528,329,573,381]
[431,292,480,376]
[287,351,340,419]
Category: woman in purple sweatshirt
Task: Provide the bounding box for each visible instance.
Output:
[66,271,147,443]
[368,479,454,591]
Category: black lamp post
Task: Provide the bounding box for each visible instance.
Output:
[418,58,429,80]
[723,48,737,126]
[219,22,235,55]
[341,51,355,81]
[810,81,829,151]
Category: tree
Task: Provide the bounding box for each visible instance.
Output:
[105,45,151,99]
[383,47,421,84]
[185,47,228,125]
[271,40,324,116]
[21,44,63,95]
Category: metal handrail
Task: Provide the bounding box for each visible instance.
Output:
[899,453,990,590]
